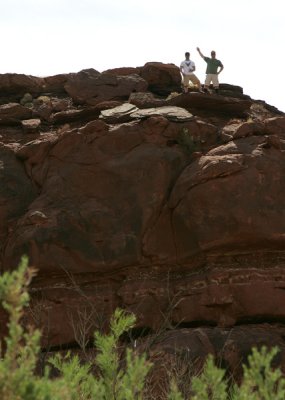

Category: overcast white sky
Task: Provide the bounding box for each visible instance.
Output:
[0,0,284,111]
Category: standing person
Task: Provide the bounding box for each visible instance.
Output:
[196,47,224,93]
[180,52,201,93]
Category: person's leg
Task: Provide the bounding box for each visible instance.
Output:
[212,74,219,93]
[182,75,191,93]
[204,74,211,92]
[189,74,201,91]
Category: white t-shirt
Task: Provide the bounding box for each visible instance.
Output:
[180,60,195,75]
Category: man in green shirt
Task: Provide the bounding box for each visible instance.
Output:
[197,47,224,94]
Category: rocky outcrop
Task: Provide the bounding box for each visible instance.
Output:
[99,103,194,123]
[104,62,182,96]
[0,103,33,125]
[167,92,252,116]
[0,63,285,392]
[64,69,148,105]
[0,74,43,98]
[139,62,182,95]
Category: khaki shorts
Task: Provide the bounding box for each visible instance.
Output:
[182,73,200,87]
[205,74,219,88]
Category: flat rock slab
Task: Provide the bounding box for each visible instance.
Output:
[167,92,252,116]
[100,104,193,123]
[51,107,101,124]
[130,106,193,121]
[0,103,33,125]
[100,103,139,123]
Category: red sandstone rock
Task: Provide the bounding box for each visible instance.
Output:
[264,116,285,135]
[102,67,138,76]
[128,92,166,108]
[42,74,70,94]
[0,73,43,96]
[167,92,252,116]
[0,68,285,385]
[222,120,264,139]
[51,107,100,124]
[0,103,33,123]
[93,100,123,111]
[0,144,37,252]
[1,110,284,348]
[139,62,181,95]
[64,70,148,105]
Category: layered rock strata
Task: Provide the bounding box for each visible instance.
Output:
[0,63,285,388]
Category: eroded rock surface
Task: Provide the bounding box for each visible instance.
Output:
[0,64,285,390]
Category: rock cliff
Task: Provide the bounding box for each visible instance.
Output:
[0,62,285,387]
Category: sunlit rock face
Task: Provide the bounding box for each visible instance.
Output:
[0,63,285,388]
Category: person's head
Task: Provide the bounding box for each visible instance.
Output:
[211,50,216,59]
[185,52,190,60]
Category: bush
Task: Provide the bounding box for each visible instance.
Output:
[177,127,200,155]
[0,257,285,399]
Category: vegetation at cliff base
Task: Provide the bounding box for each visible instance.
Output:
[0,257,285,399]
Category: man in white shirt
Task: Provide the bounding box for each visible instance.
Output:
[180,52,201,93]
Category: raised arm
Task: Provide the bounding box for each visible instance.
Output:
[196,47,205,59]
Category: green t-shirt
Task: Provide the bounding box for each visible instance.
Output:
[204,57,223,74]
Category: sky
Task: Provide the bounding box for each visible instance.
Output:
[0,0,284,112]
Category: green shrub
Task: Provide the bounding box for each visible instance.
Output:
[190,355,228,400]
[0,258,151,399]
[233,346,285,400]
[177,127,200,155]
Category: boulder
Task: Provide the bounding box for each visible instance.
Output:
[0,73,43,98]
[139,62,181,96]
[264,116,285,136]
[221,120,264,139]
[42,73,70,94]
[167,92,253,116]
[64,69,148,105]
[0,103,33,125]
[21,118,41,133]
[128,92,166,108]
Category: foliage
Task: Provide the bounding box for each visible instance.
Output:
[0,256,45,400]
[0,259,151,399]
[190,355,228,400]
[177,127,199,155]
[51,308,151,400]
[169,347,285,400]
[1,258,285,399]
[232,346,285,400]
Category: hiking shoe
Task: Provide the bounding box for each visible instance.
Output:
[214,88,219,94]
